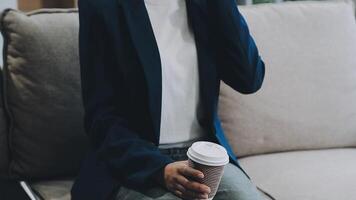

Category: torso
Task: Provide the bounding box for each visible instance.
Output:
[144,0,206,146]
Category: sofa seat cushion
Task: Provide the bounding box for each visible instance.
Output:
[30,180,73,200]
[239,148,356,200]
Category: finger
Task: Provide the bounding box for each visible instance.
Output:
[173,190,183,199]
[178,165,204,179]
[186,180,211,194]
[175,175,189,188]
[173,183,186,193]
[176,175,211,194]
[172,188,207,200]
[181,189,209,200]
[171,180,208,200]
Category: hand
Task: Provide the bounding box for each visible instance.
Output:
[162,160,211,199]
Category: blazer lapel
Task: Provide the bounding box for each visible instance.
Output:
[186,0,218,125]
[120,0,218,141]
[121,0,162,142]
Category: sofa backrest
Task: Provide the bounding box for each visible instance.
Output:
[0,66,9,178]
[0,9,88,180]
[219,0,356,157]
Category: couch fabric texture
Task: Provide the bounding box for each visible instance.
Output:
[240,148,356,199]
[219,0,356,157]
[31,179,73,200]
[0,9,88,179]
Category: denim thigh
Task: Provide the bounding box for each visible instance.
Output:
[115,163,261,200]
[213,163,262,200]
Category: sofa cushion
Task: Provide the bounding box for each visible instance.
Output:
[0,67,9,177]
[239,148,356,200]
[30,179,73,200]
[0,9,88,179]
[219,1,356,157]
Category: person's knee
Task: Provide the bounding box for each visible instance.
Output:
[215,163,262,200]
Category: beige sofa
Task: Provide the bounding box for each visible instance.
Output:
[0,1,355,199]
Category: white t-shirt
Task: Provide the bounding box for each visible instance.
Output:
[144,0,205,145]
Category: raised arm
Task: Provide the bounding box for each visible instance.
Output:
[207,0,265,94]
[78,0,173,189]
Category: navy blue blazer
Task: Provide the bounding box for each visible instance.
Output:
[71,0,265,199]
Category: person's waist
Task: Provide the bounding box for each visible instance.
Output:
[158,136,211,161]
[159,146,190,156]
[158,135,211,149]
[159,139,195,150]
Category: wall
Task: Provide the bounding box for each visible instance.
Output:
[0,0,17,68]
[18,0,76,12]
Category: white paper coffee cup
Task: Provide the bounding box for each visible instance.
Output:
[187,141,229,200]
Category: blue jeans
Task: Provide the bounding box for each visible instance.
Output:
[115,145,262,200]
[116,163,261,200]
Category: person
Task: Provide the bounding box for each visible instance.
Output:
[71,0,266,199]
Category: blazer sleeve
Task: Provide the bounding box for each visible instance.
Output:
[78,0,173,190]
[207,0,265,94]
